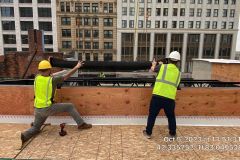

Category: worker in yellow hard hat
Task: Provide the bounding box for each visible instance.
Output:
[20,59,92,146]
[143,51,181,139]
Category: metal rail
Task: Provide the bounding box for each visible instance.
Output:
[0,78,239,87]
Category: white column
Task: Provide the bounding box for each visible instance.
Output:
[166,32,171,58]
[32,0,38,29]
[117,31,121,61]
[181,33,188,72]
[214,33,221,59]
[51,0,58,52]
[149,32,154,61]
[14,1,22,51]
[133,32,138,61]
[231,33,237,59]
[198,33,204,59]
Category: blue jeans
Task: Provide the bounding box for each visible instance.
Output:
[146,95,176,135]
[22,103,84,141]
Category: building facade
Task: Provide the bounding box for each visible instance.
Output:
[117,0,240,72]
[56,0,117,61]
[0,0,58,55]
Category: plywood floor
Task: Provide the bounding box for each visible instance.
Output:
[1,124,240,160]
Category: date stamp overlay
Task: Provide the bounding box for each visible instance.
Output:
[157,136,240,151]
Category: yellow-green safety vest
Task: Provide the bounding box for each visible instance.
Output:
[152,64,181,100]
[34,75,53,108]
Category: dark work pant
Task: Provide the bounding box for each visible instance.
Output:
[146,95,176,135]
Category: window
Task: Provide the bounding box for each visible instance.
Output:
[104,18,113,26]
[130,7,135,16]
[213,9,218,17]
[76,41,83,49]
[198,0,202,3]
[130,0,135,2]
[219,34,232,59]
[84,17,91,26]
[4,48,16,54]
[62,29,71,37]
[163,8,168,16]
[104,42,113,49]
[229,22,234,29]
[66,2,70,12]
[0,0,13,2]
[38,8,51,17]
[39,22,52,31]
[83,3,90,13]
[21,35,28,44]
[157,0,161,3]
[155,21,160,28]
[92,18,99,26]
[93,53,98,61]
[181,0,186,3]
[76,30,82,37]
[1,7,14,17]
[164,0,169,3]
[139,20,144,28]
[180,8,185,16]
[162,21,168,28]
[19,0,32,3]
[104,53,113,61]
[19,7,33,17]
[61,17,71,25]
[206,9,211,17]
[188,21,194,28]
[156,8,161,16]
[224,0,228,4]
[122,0,127,3]
[146,21,151,28]
[173,8,178,16]
[22,48,29,51]
[197,9,202,17]
[122,20,127,28]
[231,0,236,4]
[189,8,194,17]
[179,21,184,28]
[221,22,227,29]
[38,0,51,3]
[20,21,33,31]
[85,53,90,61]
[103,3,113,13]
[104,30,113,38]
[196,21,201,28]
[129,20,134,28]
[212,21,217,29]
[207,0,212,4]
[230,9,235,17]
[75,3,82,12]
[122,7,127,15]
[174,0,178,3]
[139,8,144,16]
[223,9,227,17]
[93,42,99,49]
[190,0,195,4]
[60,2,65,12]
[172,21,177,28]
[214,0,219,4]
[84,30,91,38]
[76,17,82,26]
[2,21,15,30]
[62,41,71,48]
[3,34,16,44]
[203,34,216,58]
[147,8,151,16]
[44,35,53,44]
[92,3,98,13]
[205,21,210,29]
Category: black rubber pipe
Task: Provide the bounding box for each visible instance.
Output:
[50,57,152,71]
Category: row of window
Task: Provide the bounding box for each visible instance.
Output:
[122,20,234,29]
[60,2,114,14]
[79,53,113,62]
[62,41,113,50]
[3,34,53,44]
[62,29,113,39]
[0,0,50,3]
[1,21,52,31]
[62,17,113,27]
[123,7,235,18]
[122,0,236,5]
[3,47,53,54]
[0,7,51,17]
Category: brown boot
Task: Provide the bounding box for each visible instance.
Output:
[78,123,92,130]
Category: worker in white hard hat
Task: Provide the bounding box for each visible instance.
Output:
[20,59,92,147]
[143,51,181,139]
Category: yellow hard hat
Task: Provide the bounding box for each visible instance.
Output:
[38,60,52,70]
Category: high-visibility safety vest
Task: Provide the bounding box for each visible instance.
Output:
[152,64,181,100]
[34,75,53,108]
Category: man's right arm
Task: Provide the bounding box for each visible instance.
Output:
[63,61,84,81]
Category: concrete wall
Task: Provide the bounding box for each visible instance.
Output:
[192,61,212,80]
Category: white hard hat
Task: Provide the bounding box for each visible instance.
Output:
[168,51,181,61]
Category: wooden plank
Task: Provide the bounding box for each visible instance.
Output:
[0,86,239,116]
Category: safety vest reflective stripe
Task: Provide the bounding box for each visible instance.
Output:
[155,64,180,88]
[45,77,52,107]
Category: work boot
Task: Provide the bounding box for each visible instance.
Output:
[169,130,176,137]
[143,130,151,139]
[21,133,28,146]
[78,123,92,130]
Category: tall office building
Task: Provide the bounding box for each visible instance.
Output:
[0,0,58,55]
[117,0,240,72]
[56,0,117,61]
